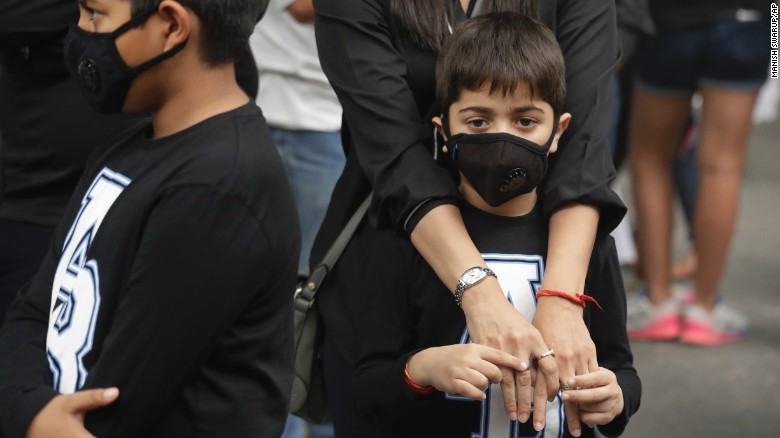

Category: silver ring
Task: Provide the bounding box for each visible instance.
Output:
[538,349,555,360]
[561,384,582,391]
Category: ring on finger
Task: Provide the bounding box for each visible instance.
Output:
[537,349,555,360]
[561,383,582,391]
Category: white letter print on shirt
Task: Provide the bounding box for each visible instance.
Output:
[446,254,564,438]
[47,168,131,394]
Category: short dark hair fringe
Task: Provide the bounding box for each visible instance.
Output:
[435,12,566,117]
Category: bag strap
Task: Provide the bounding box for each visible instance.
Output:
[294,193,373,311]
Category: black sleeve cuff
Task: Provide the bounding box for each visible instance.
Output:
[403,197,459,235]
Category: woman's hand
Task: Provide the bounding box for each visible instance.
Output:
[534,203,601,437]
[407,344,525,402]
[460,278,560,428]
[560,368,624,429]
[533,298,596,437]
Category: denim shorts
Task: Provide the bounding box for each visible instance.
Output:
[634,14,771,96]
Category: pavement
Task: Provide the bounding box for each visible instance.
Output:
[617,116,780,436]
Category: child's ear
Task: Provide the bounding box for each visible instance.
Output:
[549,112,571,155]
[158,0,190,52]
[432,115,449,153]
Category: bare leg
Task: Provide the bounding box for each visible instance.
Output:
[628,88,692,306]
[693,87,758,310]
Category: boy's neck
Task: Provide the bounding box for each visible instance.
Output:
[149,64,249,139]
[461,187,539,217]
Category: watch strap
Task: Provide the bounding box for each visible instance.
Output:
[454,266,497,307]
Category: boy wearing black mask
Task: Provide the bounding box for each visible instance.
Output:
[0,1,298,437]
[351,13,640,438]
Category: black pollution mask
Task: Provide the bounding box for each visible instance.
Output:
[63,6,188,113]
[447,128,556,206]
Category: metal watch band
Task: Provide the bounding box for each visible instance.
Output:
[454,266,497,307]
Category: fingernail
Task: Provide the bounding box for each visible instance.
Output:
[568,377,576,385]
[571,429,581,437]
[508,412,518,421]
[534,421,544,431]
[520,362,529,371]
[561,392,570,400]
[518,413,529,423]
[103,388,118,399]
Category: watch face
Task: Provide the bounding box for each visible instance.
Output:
[463,268,486,284]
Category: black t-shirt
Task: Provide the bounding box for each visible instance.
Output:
[352,201,641,438]
[0,103,300,438]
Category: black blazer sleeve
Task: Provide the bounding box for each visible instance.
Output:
[539,0,627,236]
[586,237,641,437]
[314,0,460,233]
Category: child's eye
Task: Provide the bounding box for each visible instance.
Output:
[517,117,537,128]
[89,9,101,21]
[466,119,489,129]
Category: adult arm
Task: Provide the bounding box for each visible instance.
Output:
[81,186,293,437]
[314,0,460,233]
[532,0,626,430]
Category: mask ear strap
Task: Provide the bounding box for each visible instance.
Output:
[110,5,160,37]
[127,38,189,77]
[441,114,461,161]
[543,115,561,148]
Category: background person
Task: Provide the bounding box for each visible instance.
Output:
[627,0,769,345]
[250,0,342,436]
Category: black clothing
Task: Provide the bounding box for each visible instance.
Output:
[322,336,381,437]
[0,1,260,226]
[0,103,300,438]
[352,202,641,438]
[313,0,625,370]
[311,0,625,268]
[0,220,54,321]
[0,0,125,225]
[649,0,769,32]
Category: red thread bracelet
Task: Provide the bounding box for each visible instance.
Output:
[536,289,603,311]
[404,355,435,395]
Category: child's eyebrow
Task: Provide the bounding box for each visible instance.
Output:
[510,105,544,114]
[458,106,495,115]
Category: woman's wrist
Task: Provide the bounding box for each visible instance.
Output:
[458,276,506,314]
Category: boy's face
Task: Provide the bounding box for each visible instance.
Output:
[76,0,161,74]
[432,83,571,215]
[438,83,568,151]
[74,0,191,112]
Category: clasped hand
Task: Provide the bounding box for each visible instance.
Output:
[25,387,119,438]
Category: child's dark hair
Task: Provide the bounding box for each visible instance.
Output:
[436,12,566,118]
[130,0,264,67]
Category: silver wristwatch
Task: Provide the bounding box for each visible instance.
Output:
[454,266,497,307]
